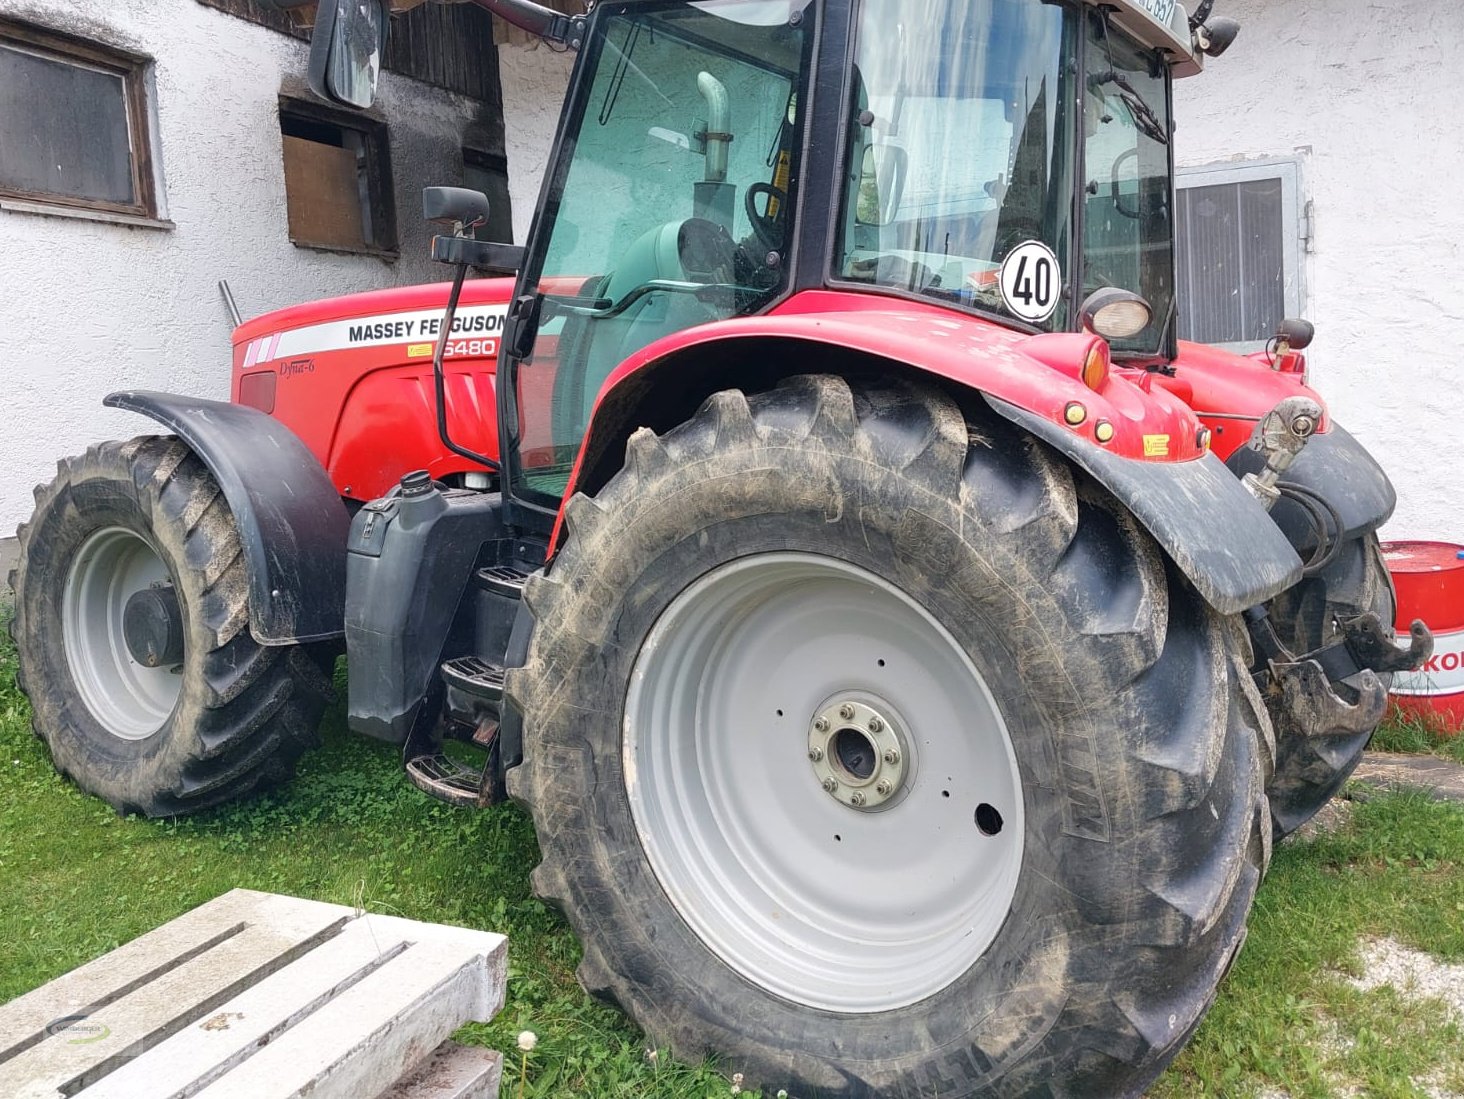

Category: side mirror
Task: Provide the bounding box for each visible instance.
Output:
[855,143,908,227]
[423,186,491,230]
[308,0,390,109]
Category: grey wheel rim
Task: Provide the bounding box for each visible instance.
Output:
[624,552,1024,1013]
[61,527,182,740]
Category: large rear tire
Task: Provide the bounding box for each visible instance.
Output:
[1263,533,1395,839]
[508,376,1271,1097]
[11,436,335,817]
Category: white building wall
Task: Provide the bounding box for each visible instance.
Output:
[498,40,573,246]
[0,0,564,533]
[1175,0,1464,541]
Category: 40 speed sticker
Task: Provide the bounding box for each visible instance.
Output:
[999,240,1062,323]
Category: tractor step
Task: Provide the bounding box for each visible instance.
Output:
[441,656,505,702]
[475,565,530,599]
[405,752,489,808]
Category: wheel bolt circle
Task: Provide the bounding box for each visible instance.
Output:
[868,717,884,733]
[808,747,824,762]
[839,704,855,720]
[822,777,838,793]
[850,791,866,806]
[876,780,892,796]
[814,716,829,732]
[883,748,900,765]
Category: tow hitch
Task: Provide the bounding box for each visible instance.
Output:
[1242,398,1435,736]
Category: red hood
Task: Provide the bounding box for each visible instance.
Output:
[232,278,517,346]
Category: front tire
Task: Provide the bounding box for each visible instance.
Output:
[11,436,334,817]
[508,376,1271,1097]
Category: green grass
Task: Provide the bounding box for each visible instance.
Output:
[1372,703,1464,764]
[3,627,1464,1098]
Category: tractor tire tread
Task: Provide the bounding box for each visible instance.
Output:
[11,434,333,817]
[508,375,1269,1097]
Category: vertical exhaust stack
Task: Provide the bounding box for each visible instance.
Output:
[694,72,735,230]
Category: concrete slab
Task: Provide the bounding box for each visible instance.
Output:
[0,889,507,1099]
[1354,752,1464,803]
[377,1042,502,1099]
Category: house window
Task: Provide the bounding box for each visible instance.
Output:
[463,148,513,244]
[0,19,157,217]
[1175,159,1306,349]
[279,98,397,255]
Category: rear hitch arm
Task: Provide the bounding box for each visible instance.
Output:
[1270,658,1389,739]
[1338,613,1434,676]
[1243,605,1432,741]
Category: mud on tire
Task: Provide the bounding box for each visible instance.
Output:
[1263,533,1396,839]
[507,376,1272,1097]
[11,436,334,817]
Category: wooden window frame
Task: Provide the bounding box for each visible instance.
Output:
[0,17,157,219]
[278,94,398,257]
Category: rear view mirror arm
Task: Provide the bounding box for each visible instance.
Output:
[466,0,586,49]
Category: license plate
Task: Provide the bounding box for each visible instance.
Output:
[1142,0,1177,24]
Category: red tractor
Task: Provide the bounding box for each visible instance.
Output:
[11,0,1433,1093]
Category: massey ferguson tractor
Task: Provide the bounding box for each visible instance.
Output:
[10,0,1435,1093]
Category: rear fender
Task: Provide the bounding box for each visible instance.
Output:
[105,390,350,644]
[568,319,1303,615]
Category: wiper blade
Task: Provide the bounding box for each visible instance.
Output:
[1090,70,1170,147]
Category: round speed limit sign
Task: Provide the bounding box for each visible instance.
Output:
[998,241,1062,323]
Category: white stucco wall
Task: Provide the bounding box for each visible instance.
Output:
[0,0,566,533]
[1175,0,1464,541]
[498,40,573,246]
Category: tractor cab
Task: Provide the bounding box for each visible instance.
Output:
[315,0,1227,532]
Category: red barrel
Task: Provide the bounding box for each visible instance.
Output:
[1382,541,1464,730]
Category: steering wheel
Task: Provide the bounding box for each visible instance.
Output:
[744,182,788,251]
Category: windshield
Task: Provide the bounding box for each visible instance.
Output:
[836,0,1079,330]
[509,0,814,508]
[1081,7,1174,354]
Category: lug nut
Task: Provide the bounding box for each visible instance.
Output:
[814,717,829,732]
[849,791,866,806]
[876,780,893,796]
[883,749,900,765]
[839,704,855,720]
[868,717,884,733]
[822,778,838,793]
[808,747,824,762]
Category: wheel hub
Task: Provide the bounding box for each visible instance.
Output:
[807,697,909,810]
[122,584,185,668]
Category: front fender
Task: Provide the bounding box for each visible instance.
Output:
[105,390,350,644]
[989,397,1303,614]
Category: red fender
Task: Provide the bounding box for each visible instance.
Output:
[563,288,1207,507]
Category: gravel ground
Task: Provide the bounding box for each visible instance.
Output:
[1256,938,1464,1099]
